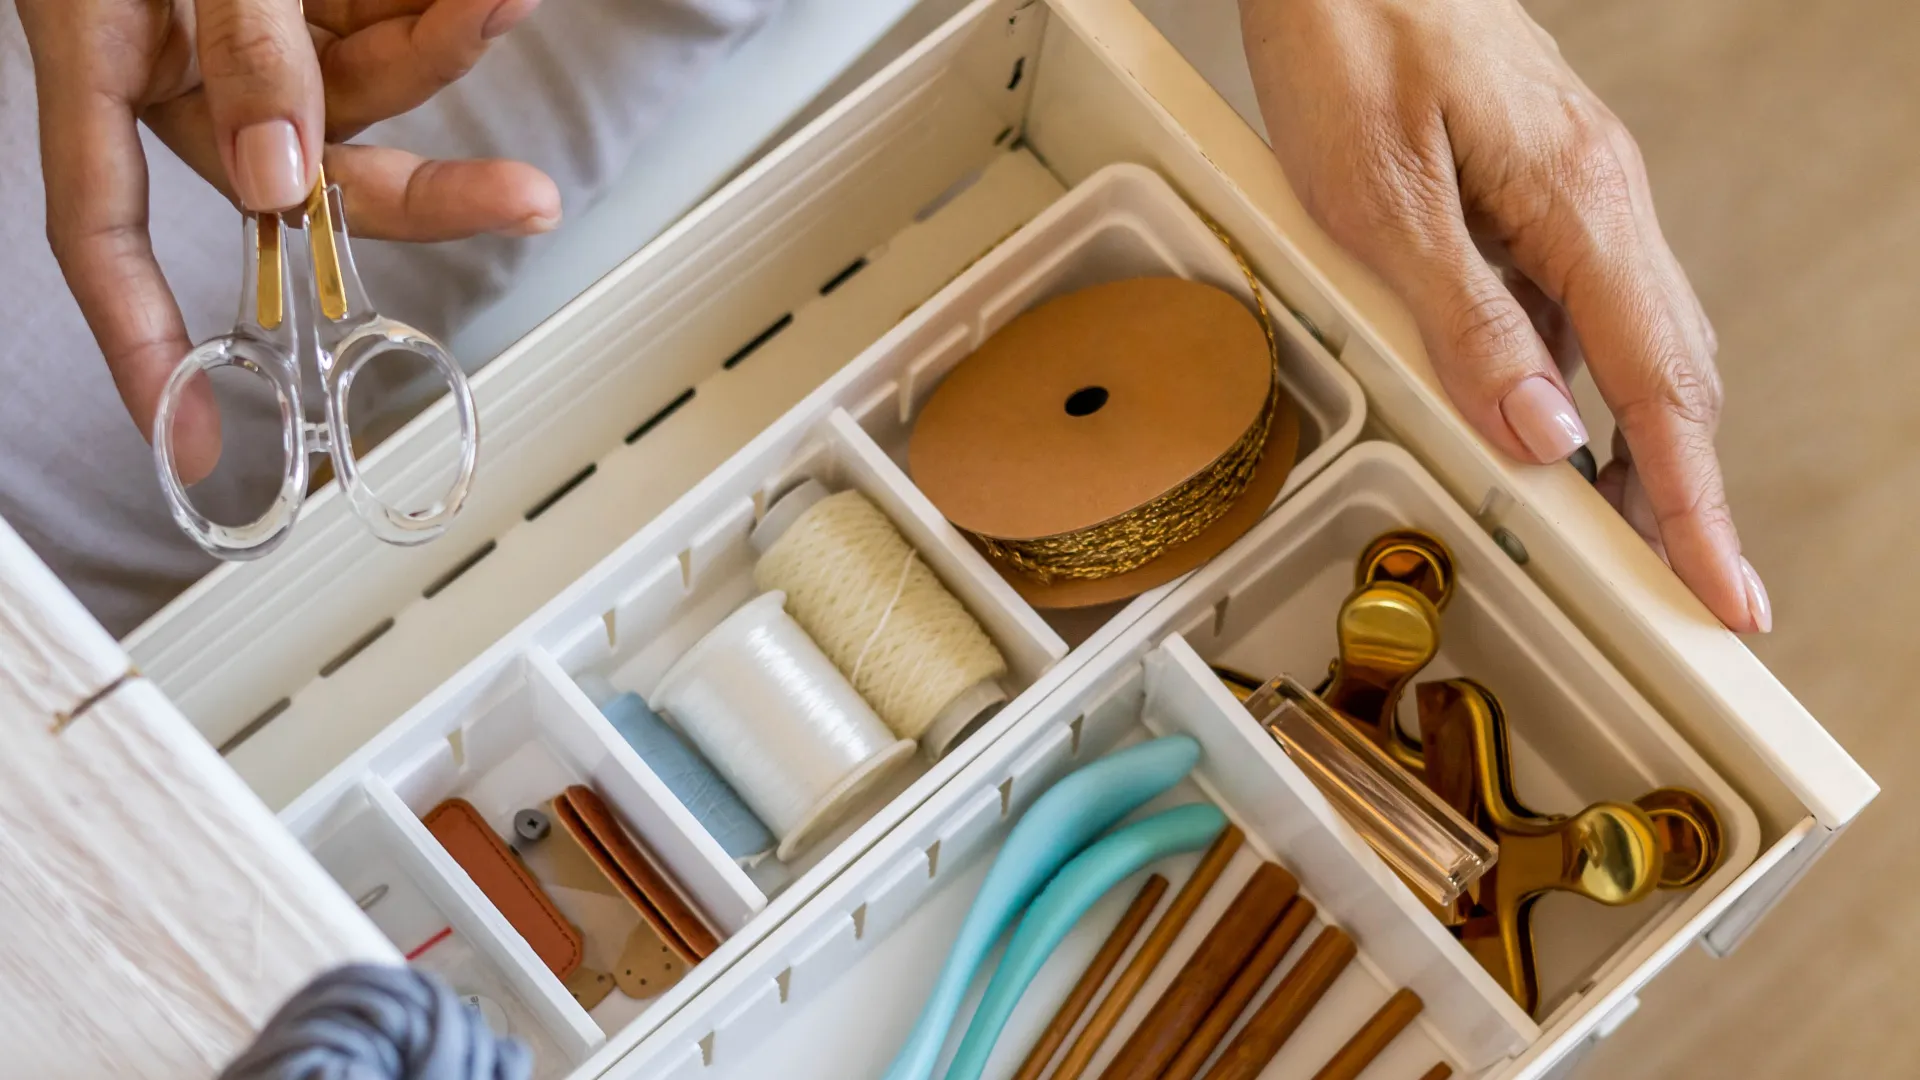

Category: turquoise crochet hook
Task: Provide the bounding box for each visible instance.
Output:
[943,801,1228,1080]
[881,736,1203,1080]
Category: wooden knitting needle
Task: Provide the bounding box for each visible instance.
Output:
[1310,987,1424,1080]
[1418,1065,1453,1080]
[1101,863,1299,1080]
[1202,926,1356,1080]
[1050,825,1245,1080]
[1010,874,1170,1080]
[1161,897,1318,1080]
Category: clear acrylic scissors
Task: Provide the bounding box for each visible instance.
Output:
[154,170,480,561]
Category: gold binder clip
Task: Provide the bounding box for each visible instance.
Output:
[1356,529,1455,611]
[1315,581,1439,771]
[1636,786,1725,890]
[1416,679,1661,1013]
[1216,529,1455,768]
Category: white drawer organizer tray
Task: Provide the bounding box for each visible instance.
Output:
[282,158,1363,1078]
[613,443,1758,1080]
[127,1,1875,1079]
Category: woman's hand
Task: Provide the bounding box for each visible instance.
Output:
[1240,0,1769,633]
[18,0,561,482]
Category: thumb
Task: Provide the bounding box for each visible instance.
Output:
[197,0,323,211]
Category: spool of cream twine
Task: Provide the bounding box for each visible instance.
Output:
[753,482,1010,760]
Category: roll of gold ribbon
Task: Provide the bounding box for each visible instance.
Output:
[909,234,1298,608]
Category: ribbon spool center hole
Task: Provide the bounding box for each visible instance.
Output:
[1064,386,1109,417]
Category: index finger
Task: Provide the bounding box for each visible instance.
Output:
[32,53,223,480]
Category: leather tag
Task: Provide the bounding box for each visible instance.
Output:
[553,785,720,962]
[612,921,685,1000]
[519,795,686,1002]
[424,798,582,980]
[564,966,615,1010]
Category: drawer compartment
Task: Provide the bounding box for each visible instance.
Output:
[275,143,1362,1074]
[300,785,597,1074]
[610,443,1760,1079]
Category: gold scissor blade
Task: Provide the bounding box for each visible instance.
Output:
[256,214,283,331]
[306,167,348,321]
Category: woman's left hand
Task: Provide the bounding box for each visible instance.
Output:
[1240,0,1769,633]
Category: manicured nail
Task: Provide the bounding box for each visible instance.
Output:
[1501,376,1588,463]
[483,0,537,38]
[1740,557,1773,634]
[233,120,308,211]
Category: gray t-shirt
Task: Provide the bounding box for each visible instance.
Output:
[0,0,782,636]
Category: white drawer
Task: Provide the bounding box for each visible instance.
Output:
[94,0,1875,1078]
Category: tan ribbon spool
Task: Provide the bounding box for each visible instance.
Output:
[908,276,1298,608]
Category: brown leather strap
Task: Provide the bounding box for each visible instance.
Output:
[424,798,582,980]
[553,785,720,962]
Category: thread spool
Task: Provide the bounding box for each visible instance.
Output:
[650,591,915,862]
[753,480,1009,760]
[579,674,778,868]
[908,275,1300,609]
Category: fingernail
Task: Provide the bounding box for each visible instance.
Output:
[234,120,308,211]
[1740,557,1773,634]
[483,0,537,38]
[1501,376,1588,462]
[502,212,560,237]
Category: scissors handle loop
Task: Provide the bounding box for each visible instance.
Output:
[326,319,481,545]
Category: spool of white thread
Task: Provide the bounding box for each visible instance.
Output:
[650,590,915,862]
[753,481,1009,760]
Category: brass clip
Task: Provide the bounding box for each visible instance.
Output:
[1214,530,1452,767]
[1636,786,1725,890]
[1315,581,1439,771]
[1356,529,1455,611]
[1416,678,1661,1013]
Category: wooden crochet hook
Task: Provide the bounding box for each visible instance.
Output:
[1100,863,1299,1080]
[1309,987,1423,1080]
[1051,825,1244,1080]
[1161,897,1317,1080]
[1418,679,1660,1012]
[1419,1065,1453,1080]
[1202,925,1355,1080]
[1010,874,1168,1080]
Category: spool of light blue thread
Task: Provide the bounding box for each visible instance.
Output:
[580,675,777,867]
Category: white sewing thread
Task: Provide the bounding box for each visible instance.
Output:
[754,491,1008,749]
[650,591,914,862]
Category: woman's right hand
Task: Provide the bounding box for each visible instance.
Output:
[18,0,562,483]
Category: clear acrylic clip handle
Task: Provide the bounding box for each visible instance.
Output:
[153,213,309,560]
[309,180,480,546]
[1243,676,1498,907]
